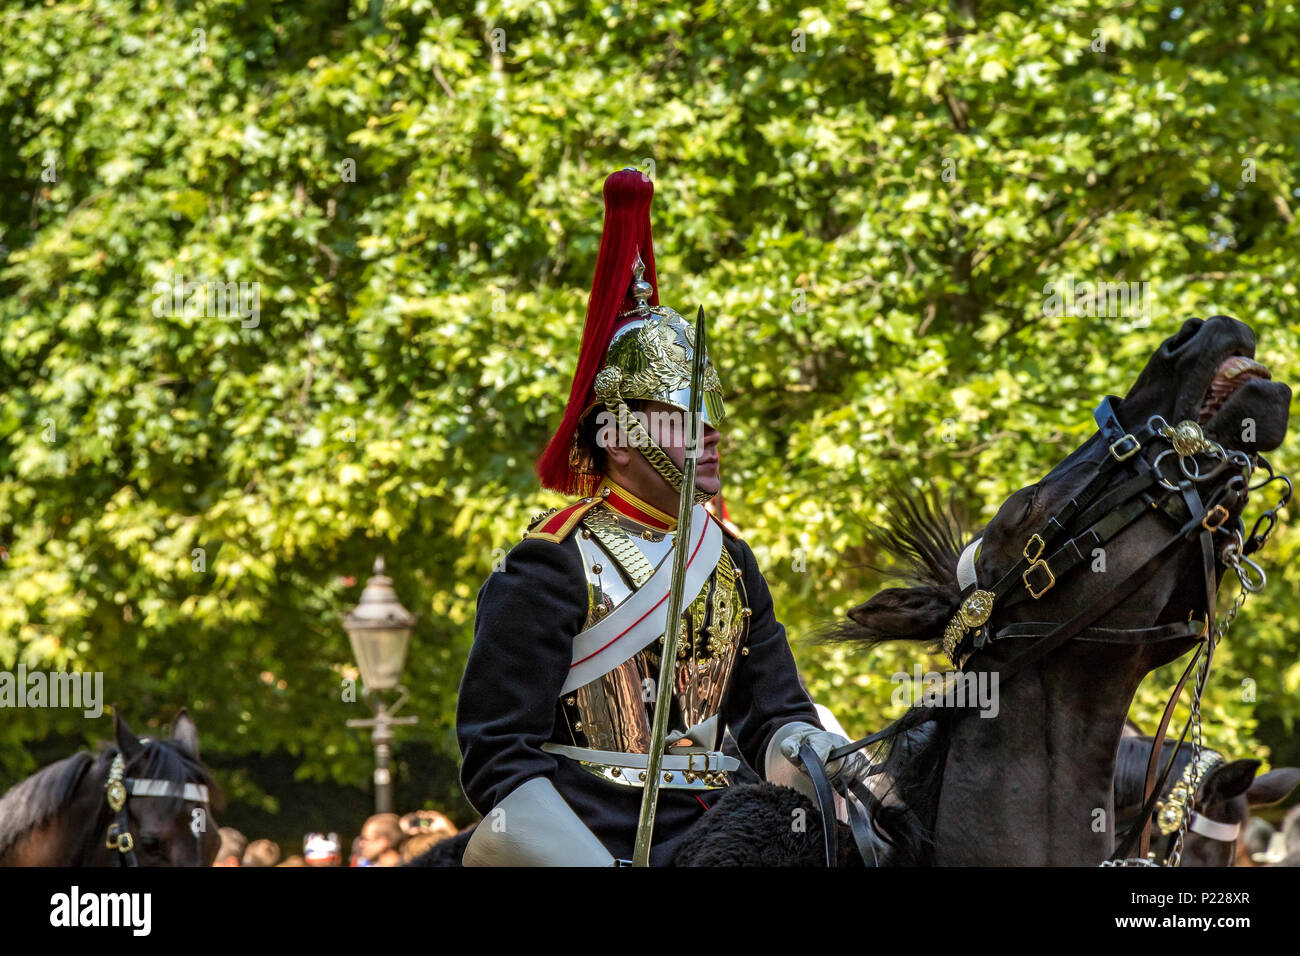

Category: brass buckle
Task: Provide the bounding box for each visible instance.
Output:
[1202,504,1229,532]
[106,824,134,853]
[1023,560,1056,599]
[1109,433,1140,461]
[1023,534,1045,562]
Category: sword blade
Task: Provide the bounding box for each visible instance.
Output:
[632,305,709,867]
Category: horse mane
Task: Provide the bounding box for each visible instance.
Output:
[865,488,965,595]
[824,488,973,864]
[0,750,99,857]
[1114,736,1191,813]
[0,736,218,858]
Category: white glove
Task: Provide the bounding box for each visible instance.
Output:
[664,714,719,751]
[766,721,869,792]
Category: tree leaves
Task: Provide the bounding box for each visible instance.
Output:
[2,0,1299,797]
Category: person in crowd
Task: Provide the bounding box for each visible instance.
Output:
[303,831,342,866]
[399,809,458,843]
[212,827,247,867]
[1275,805,1300,867]
[241,838,281,867]
[356,813,404,866]
[399,832,442,863]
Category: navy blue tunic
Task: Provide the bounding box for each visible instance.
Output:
[456,525,822,864]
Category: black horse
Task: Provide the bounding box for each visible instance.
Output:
[0,709,219,866]
[1115,734,1300,867]
[674,315,1291,866]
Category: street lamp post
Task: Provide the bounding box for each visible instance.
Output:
[343,556,418,815]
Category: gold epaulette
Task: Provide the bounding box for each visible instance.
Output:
[523,498,602,543]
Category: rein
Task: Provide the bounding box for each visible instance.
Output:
[103,750,211,867]
[802,395,1289,868]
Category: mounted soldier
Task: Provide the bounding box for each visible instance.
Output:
[456,168,865,866]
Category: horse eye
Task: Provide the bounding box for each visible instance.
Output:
[139,835,163,853]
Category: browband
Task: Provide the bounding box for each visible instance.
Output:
[1188,812,1240,843]
[128,778,210,803]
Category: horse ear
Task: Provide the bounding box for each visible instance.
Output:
[1202,759,1261,801]
[113,707,144,763]
[846,586,959,644]
[1245,767,1300,806]
[171,708,200,760]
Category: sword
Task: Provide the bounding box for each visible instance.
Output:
[631,305,709,867]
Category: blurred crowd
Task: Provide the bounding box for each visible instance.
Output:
[1239,806,1300,866]
[211,810,459,867]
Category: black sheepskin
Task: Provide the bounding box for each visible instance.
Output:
[404,827,474,867]
[670,783,861,867]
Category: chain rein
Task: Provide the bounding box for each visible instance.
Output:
[1107,417,1290,867]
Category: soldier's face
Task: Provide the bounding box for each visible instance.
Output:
[642,400,722,496]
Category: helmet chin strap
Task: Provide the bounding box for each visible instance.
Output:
[611,401,714,505]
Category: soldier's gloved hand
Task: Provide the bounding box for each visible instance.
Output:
[664,714,719,751]
[772,721,869,788]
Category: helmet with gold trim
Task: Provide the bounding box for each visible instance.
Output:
[536,169,726,500]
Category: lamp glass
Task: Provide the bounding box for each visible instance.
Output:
[345,625,411,691]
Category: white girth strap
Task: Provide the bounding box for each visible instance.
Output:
[1188,812,1240,843]
[956,537,982,592]
[560,505,723,695]
[128,778,210,803]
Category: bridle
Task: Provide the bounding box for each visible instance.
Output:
[801,394,1290,868]
[1147,749,1241,866]
[103,749,212,867]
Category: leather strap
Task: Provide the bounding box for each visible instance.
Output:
[1135,478,1218,857]
[1136,645,1204,858]
[799,740,838,867]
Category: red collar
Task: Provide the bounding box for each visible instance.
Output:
[597,479,676,532]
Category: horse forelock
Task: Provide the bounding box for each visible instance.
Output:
[118,737,218,818]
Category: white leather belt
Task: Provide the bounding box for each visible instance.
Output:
[543,743,740,773]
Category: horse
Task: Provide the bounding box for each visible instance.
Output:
[1114,734,1300,867]
[0,709,220,866]
[672,315,1292,866]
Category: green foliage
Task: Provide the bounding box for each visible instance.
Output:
[2,0,1300,811]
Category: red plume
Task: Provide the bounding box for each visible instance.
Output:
[536,169,659,494]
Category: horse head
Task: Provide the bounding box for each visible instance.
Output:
[102,708,220,867]
[839,316,1292,864]
[972,315,1290,673]
[848,315,1290,673]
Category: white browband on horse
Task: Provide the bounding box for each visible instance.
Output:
[956,537,982,591]
[128,778,210,803]
[1187,812,1239,842]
